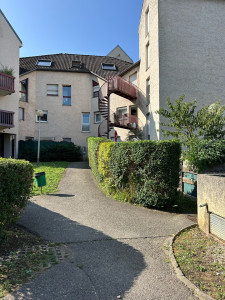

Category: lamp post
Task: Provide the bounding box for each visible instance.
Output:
[37,110,44,163]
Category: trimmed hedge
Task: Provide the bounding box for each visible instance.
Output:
[0,158,33,231]
[18,140,83,162]
[88,138,181,209]
[87,137,111,182]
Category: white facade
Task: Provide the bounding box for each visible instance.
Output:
[139,0,225,140]
[0,10,22,158]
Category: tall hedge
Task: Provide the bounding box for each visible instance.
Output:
[18,140,82,162]
[0,158,33,230]
[87,137,111,181]
[88,138,181,209]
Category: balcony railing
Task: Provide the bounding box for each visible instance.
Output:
[0,110,14,128]
[108,76,137,100]
[0,72,15,95]
[111,113,138,129]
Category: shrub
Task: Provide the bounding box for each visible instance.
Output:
[89,138,181,209]
[0,158,33,232]
[18,140,82,162]
[186,139,225,172]
[87,137,111,181]
[0,65,14,76]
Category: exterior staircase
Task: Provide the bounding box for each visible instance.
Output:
[98,76,137,138]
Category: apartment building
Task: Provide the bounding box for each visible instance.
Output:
[0,10,22,158]
[139,0,225,140]
[19,51,142,150]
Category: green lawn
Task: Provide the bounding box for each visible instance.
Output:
[32,161,70,195]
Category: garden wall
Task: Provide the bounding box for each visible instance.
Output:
[198,172,225,241]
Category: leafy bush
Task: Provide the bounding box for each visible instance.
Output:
[185,139,225,172]
[0,65,14,76]
[18,140,82,162]
[0,158,33,232]
[87,137,111,181]
[89,138,181,209]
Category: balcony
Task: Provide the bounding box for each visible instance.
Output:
[108,76,137,100]
[0,72,15,96]
[0,110,14,128]
[111,113,138,129]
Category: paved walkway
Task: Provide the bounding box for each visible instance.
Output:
[7,162,197,300]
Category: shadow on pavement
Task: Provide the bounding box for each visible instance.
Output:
[48,193,75,197]
[14,202,146,300]
[67,161,90,169]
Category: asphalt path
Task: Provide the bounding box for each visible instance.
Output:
[6,162,197,300]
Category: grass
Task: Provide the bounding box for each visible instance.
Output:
[0,226,58,298]
[173,226,225,300]
[0,161,70,297]
[31,161,70,195]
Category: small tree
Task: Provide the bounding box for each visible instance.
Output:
[157,95,225,143]
[157,95,198,144]
[157,95,225,170]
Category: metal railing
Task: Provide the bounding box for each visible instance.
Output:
[112,113,138,129]
[0,72,15,94]
[0,110,14,127]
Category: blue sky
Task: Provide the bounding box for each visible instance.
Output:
[0,0,143,62]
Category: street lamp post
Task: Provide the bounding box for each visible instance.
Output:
[37,110,44,163]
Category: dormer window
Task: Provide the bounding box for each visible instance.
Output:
[72,60,82,68]
[102,63,116,70]
[37,60,52,67]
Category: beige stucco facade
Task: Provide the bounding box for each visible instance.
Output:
[109,65,148,141]
[139,0,160,140]
[19,70,105,152]
[0,10,22,158]
[19,66,147,147]
[107,45,133,64]
[139,0,225,140]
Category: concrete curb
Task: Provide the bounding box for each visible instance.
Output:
[164,224,215,300]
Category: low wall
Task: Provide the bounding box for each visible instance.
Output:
[197,172,225,240]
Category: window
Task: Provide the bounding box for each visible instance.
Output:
[145,8,150,35]
[63,85,71,105]
[146,78,150,105]
[36,110,48,122]
[117,107,127,120]
[47,84,58,96]
[129,72,137,86]
[63,138,72,142]
[111,136,121,142]
[93,85,99,97]
[19,107,24,120]
[102,63,116,70]
[94,112,101,123]
[25,136,34,141]
[82,113,90,132]
[19,79,28,102]
[37,60,52,67]
[146,43,150,69]
[72,60,82,68]
[93,80,99,97]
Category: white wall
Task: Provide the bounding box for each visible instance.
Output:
[0,11,22,157]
